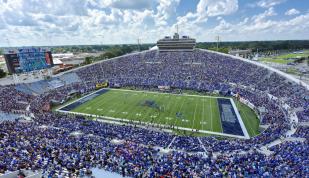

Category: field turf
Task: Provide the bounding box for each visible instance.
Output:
[62,89,260,137]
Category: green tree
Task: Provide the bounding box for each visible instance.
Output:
[84,57,93,64]
[0,69,6,78]
[208,47,229,54]
[101,51,117,59]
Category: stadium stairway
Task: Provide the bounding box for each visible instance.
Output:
[25,83,40,95]
[140,51,146,61]
[29,81,48,94]
[197,137,208,153]
[15,76,75,96]
[15,83,36,95]
[167,136,177,149]
[47,79,64,89]
[0,170,42,178]
[257,146,274,156]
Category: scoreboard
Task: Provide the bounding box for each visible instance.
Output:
[4,47,54,74]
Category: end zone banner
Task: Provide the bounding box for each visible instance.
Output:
[96,82,109,89]
[158,86,170,90]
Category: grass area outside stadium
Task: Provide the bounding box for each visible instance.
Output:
[56,88,260,138]
[260,50,309,64]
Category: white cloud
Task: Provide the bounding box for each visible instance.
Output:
[257,0,286,8]
[212,19,233,33]
[87,0,154,10]
[97,9,123,25]
[155,0,180,26]
[0,0,168,46]
[285,8,300,16]
[197,0,238,17]
[0,0,308,46]
[234,8,277,32]
[110,0,153,10]
[204,8,309,41]
[177,0,238,26]
[252,7,277,23]
[87,0,113,9]
[0,17,7,29]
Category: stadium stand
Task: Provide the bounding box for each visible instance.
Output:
[0,49,308,177]
[57,73,81,85]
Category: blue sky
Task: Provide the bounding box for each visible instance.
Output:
[0,0,308,46]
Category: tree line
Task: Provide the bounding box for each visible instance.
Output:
[196,40,309,53]
[82,44,153,65]
[1,40,308,54]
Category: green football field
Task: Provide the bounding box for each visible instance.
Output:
[63,89,260,137]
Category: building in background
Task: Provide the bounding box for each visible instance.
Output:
[229,49,252,59]
[157,33,196,52]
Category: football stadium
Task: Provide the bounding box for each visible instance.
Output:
[58,88,258,138]
[0,0,308,178]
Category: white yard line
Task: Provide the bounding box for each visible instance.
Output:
[135,92,153,123]
[229,98,250,139]
[167,97,179,126]
[58,88,232,113]
[241,108,255,136]
[109,88,229,99]
[83,91,115,114]
[210,99,213,131]
[99,91,125,117]
[192,99,198,129]
[56,88,251,139]
[160,94,174,126]
[56,88,106,112]
[202,98,205,131]
[173,97,185,127]
[114,92,134,119]
[167,136,177,149]
[57,109,249,139]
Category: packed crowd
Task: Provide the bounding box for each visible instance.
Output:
[0,112,308,177]
[0,85,34,113]
[75,49,309,122]
[0,49,308,177]
[292,126,309,138]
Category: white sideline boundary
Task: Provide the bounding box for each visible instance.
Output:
[56,88,107,110]
[56,88,253,139]
[57,110,249,139]
[229,98,250,139]
[57,88,230,111]
[108,88,232,99]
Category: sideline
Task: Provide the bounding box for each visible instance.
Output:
[56,88,253,139]
[57,109,249,139]
[230,98,250,139]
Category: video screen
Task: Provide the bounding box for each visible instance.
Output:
[4,48,54,74]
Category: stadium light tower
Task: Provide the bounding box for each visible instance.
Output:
[97,34,104,46]
[45,34,53,47]
[6,38,11,48]
[215,35,220,51]
[137,38,141,51]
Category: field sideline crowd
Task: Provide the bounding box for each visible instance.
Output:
[0,49,308,177]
